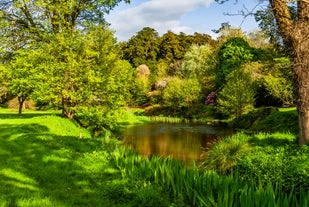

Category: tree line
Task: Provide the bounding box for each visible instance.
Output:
[1,0,308,144]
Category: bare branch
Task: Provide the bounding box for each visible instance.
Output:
[224,1,266,27]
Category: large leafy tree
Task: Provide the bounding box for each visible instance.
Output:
[216,0,309,144]
[39,26,133,118]
[180,44,218,94]
[217,37,254,85]
[158,31,183,63]
[217,69,255,118]
[6,49,46,114]
[0,0,129,53]
[0,0,130,117]
[122,27,160,69]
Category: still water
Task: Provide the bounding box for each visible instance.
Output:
[120,123,232,164]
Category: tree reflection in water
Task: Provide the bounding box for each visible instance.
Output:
[120,123,232,164]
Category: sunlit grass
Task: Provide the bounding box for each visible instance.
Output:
[1,108,308,206]
[0,111,118,206]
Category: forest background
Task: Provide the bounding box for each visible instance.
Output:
[0,0,295,136]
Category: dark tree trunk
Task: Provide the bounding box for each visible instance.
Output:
[18,96,25,115]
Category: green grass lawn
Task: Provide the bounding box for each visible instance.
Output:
[0,109,123,207]
[1,108,308,207]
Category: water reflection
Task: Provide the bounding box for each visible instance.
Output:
[120,123,232,164]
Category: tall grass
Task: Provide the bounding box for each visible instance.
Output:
[200,133,252,174]
[108,145,309,207]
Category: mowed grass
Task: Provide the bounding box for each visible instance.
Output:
[0,109,122,207]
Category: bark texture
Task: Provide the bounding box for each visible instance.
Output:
[270,0,309,144]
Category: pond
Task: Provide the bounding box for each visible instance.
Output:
[120,122,232,164]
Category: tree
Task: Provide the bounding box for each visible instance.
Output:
[262,57,294,106]
[122,27,160,69]
[216,0,309,145]
[217,37,254,85]
[6,49,45,114]
[0,0,130,118]
[217,69,255,118]
[180,44,218,94]
[39,26,133,118]
[158,31,183,63]
[254,3,297,47]
[215,23,248,45]
[264,0,309,145]
[0,0,129,54]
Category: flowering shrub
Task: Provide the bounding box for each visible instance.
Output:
[205,91,216,105]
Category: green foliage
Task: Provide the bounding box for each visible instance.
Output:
[200,133,253,174]
[264,75,294,105]
[0,0,130,60]
[122,27,160,69]
[74,106,126,136]
[255,4,297,47]
[217,69,256,118]
[6,49,46,113]
[218,37,254,83]
[236,132,309,193]
[130,76,151,106]
[158,31,184,63]
[162,77,201,113]
[30,25,133,117]
[110,142,309,207]
[180,44,217,94]
[251,108,298,133]
[229,107,279,129]
[262,58,294,106]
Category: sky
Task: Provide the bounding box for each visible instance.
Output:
[105,0,268,42]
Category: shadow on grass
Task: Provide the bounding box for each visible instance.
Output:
[0,123,119,207]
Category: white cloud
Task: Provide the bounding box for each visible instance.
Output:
[106,0,214,41]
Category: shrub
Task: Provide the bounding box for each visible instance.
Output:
[162,77,201,113]
[236,133,309,193]
[74,106,123,136]
[200,133,252,174]
[229,107,279,129]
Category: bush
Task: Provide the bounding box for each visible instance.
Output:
[162,77,201,113]
[200,133,253,174]
[251,108,298,133]
[229,107,279,129]
[235,132,309,193]
[74,106,123,136]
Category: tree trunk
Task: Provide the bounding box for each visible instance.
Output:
[295,61,309,145]
[269,0,309,144]
[18,96,25,115]
[62,95,74,119]
[292,23,309,145]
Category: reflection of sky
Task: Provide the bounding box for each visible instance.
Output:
[121,123,231,164]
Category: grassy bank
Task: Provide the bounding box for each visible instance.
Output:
[1,108,309,206]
